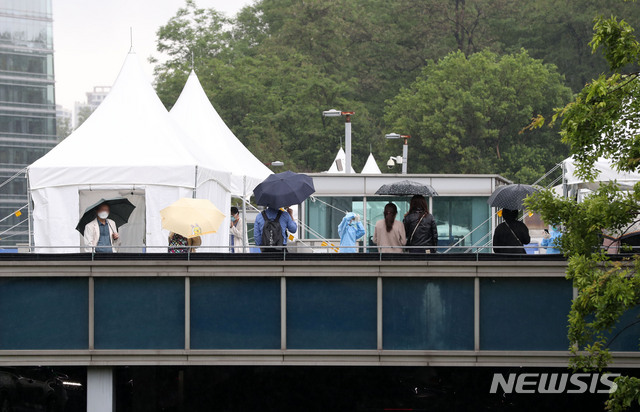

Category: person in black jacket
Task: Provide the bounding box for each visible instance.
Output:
[403,195,438,253]
[493,209,531,254]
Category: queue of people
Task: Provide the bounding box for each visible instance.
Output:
[81,198,557,255]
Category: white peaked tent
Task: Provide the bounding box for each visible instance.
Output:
[360,153,382,174]
[326,147,356,173]
[169,70,272,196]
[28,53,231,252]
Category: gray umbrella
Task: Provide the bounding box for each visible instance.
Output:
[487,184,539,210]
[375,180,439,196]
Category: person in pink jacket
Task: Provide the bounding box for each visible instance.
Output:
[373,203,406,253]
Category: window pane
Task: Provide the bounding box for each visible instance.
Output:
[480,278,572,350]
[287,278,377,349]
[190,278,280,349]
[383,278,474,350]
[0,278,88,349]
[95,278,184,349]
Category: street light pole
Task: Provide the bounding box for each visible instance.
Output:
[323,109,355,174]
[344,113,352,174]
[401,136,408,175]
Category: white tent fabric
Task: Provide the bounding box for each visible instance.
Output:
[169,70,272,197]
[326,147,356,173]
[28,53,231,252]
[360,153,382,174]
[563,157,640,190]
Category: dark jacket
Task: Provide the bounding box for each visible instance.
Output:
[493,219,531,254]
[403,210,438,253]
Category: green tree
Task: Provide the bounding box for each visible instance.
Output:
[56,116,72,141]
[75,106,94,129]
[384,49,573,182]
[526,3,640,410]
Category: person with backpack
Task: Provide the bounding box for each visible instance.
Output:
[254,206,297,252]
[493,209,531,254]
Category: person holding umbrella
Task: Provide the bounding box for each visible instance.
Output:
[493,209,530,254]
[254,206,297,252]
[160,198,225,254]
[83,203,120,253]
[403,195,438,253]
[487,184,537,254]
[252,171,314,253]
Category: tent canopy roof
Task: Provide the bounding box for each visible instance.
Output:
[361,153,382,174]
[563,157,640,188]
[169,70,271,195]
[326,147,356,173]
[28,53,219,190]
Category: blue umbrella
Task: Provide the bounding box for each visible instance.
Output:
[253,171,315,208]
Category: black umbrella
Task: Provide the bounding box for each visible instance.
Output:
[375,180,439,196]
[487,184,539,210]
[75,198,136,234]
[253,171,315,209]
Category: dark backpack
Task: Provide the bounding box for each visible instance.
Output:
[261,210,284,248]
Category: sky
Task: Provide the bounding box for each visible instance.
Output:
[53,0,253,111]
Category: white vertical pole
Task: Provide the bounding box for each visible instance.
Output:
[345,118,352,174]
[87,367,114,412]
[26,170,33,250]
[401,141,408,175]
[242,175,248,253]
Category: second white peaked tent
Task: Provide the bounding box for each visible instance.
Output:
[169,70,272,197]
[361,153,382,174]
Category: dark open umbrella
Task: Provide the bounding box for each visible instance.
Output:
[253,171,315,209]
[487,184,539,210]
[375,180,439,196]
[75,197,136,234]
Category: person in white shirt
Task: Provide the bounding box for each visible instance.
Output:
[229,206,244,253]
[83,203,120,253]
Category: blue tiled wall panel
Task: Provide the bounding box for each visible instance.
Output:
[287,278,377,349]
[94,278,184,349]
[383,278,474,350]
[190,278,280,349]
[480,278,572,350]
[0,278,88,349]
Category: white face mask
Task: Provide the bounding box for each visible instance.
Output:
[97,211,109,220]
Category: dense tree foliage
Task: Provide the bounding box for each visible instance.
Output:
[526,2,640,410]
[384,50,572,182]
[153,0,639,179]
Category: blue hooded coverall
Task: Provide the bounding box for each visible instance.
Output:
[338,212,365,253]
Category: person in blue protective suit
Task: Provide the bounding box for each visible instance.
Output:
[338,212,365,253]
[541,225,562,254]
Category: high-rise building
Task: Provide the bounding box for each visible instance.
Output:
[0,0,57,247]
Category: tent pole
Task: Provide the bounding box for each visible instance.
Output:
[26,170,33,251]
[242,175,248,253]
[193,165,198,198]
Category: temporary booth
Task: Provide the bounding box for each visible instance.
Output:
[27,53,231,252]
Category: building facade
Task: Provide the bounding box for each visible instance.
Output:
[73,85,110,128]
[0,0,57,247]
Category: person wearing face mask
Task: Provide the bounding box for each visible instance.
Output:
[338,212,365,253]
[83,203,120,253]
[229,206,244,253]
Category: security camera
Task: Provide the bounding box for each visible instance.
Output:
[387,157,396,169]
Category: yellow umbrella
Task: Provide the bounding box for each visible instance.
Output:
[160,198,225,238]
